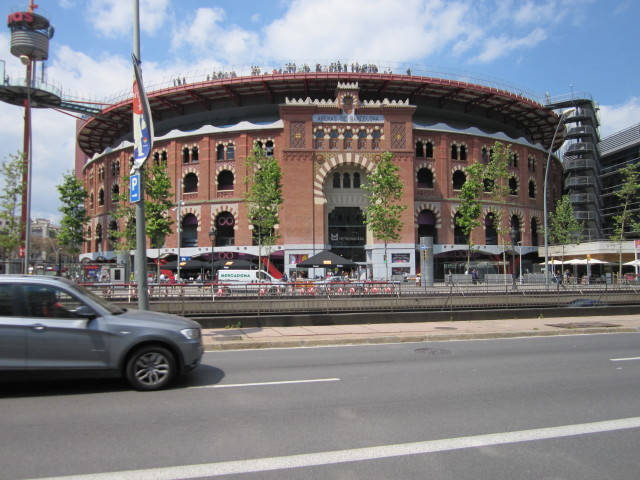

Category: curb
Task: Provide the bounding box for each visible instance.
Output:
[204,327,638,351]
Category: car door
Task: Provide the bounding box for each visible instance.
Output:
[0,283,27,369]
[23,284,111,370]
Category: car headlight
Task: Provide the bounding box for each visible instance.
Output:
[180,328,201,340]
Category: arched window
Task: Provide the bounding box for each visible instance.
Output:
[329,130,339,149]
[314,130,324,149]
[333,172,341,188]
[485,213,498,245]
[357,130,367,149]
[415,141,424,157]
[265,141,274,157]
[343,131,352,149]
[95,224,103,251]
[153,151,160,166]
[528,180,536,198]
[483,177,494,193]
[417,209,437,244]
[182,147,190,164]
[460,145,467,161]
[511,153,519,169]
[531,218,539,246]
[191,146,199,163]
[353,172,361,188]
[227,143,235,160]
[181,213,198,248]
[510,215,521,244]
[371,130,381,149]
[215,212,235,246]
[216,144,225,161]
[160,151,168,166]
[481,147,489,164]
[509,176,518,195]
[86,226,92,252]
[183,173,198,193]
[254,140,263,151]
[111,184,119,203]
[425,141,433,158]
[108,220,118,249]
[98,188,104,206]
[417,168,433,188]
[111,160,120,177]
[454,212,467,244]
[217,170,234,191]
[452,170,466,190]
[451,144,458,160]
[89,193,94,209]
[343,173,351,189]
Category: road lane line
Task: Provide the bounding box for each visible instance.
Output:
[610,356,640,362]
[29,416,640,480]
[187,378,341,389]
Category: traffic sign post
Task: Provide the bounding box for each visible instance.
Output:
[129,173,141,203]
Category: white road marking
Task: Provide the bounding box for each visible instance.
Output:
[29,416,640,480]
[188,378,340,389]
[610,356,640,362]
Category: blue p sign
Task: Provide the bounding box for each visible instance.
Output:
[130,173,140,203]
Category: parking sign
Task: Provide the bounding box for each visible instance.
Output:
[130,173,140,203]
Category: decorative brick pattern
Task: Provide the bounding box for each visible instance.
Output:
[391,122,405,149]
[290,121,305,148]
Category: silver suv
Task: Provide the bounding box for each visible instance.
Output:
[0,275,203,390]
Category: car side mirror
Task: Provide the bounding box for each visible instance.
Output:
[75,305,97,319]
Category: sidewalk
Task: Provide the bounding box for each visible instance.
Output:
[202,313,640,350]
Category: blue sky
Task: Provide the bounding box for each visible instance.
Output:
[0,0,638,221]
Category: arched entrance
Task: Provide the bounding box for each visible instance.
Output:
[323,164,368,263]
[328,207,366,262]
[417,209,437,243]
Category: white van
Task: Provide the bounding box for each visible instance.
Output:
[217,269,280,284]
[216,270,283,295]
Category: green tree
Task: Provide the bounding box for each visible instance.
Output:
[56,171,88,259]
[109,174,136,275]
[455,161,485,271]
[110,163,174,278]
[245,144,283,272]
[485,141,511,277]
[609,163,640,281]
[362,151,407,280]
[0,152,26,260]
[549,194,583,274]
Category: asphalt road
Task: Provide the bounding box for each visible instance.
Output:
[2,333,640,479]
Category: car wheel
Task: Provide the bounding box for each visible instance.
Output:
[125,346,176,391]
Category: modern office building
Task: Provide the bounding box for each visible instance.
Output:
[75,71,565,279]
[600,122,640,238]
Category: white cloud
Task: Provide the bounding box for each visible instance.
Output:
[599,97,640,138]
[261,0,470,63]
[474,28,547,63]
[170,8,260,63]
[87,0,170,37]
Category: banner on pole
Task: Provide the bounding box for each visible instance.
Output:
[131,53,154,174]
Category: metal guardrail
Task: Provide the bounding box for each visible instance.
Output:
[81,280,640,317]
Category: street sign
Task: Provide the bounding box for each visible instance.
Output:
[130,173,140,203]
[180,256,191,262]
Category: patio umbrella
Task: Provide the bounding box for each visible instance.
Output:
[564,258,587,265]
[538,259,564,265]
[296,251,355,268]
[623,260,640,266]
[214,258,255,269]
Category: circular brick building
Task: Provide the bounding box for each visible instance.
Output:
[76,72,563,280]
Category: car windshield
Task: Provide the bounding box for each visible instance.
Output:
[72,282,126,314]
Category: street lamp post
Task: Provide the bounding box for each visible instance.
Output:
[209,226,216,282]
[544,108,574,287]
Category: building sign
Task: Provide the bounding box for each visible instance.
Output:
[312,113,383,123]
